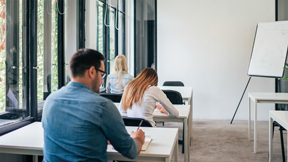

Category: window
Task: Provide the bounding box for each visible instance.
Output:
[96,0,125,87]
[37,0,59,103]
[0,0,28,125]
[0,0,62,134]
[134,0,157,76]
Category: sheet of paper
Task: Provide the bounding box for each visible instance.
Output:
[108,135,152,151]
[141,136,152,151]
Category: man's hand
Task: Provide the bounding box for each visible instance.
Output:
[156,105,168,115]
[131,129,145,153]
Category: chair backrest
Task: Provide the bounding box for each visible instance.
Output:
[100,93,122,102]
[162,90,183,104]
[122,117,152,127]
[163,81,184,86]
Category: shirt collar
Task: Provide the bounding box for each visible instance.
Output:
[67,81,93,92]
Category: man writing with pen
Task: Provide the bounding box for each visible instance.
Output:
[42,48,145,162]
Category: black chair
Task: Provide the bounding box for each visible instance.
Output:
[163,81,184,86]
[162,90,184,105]
[272,121,286,162]
[274,74,288,162]
[162,90,185,153]
[100,93,122,102]
[122,117,152,127]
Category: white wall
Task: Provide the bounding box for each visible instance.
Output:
[65,0,77,78]
[157,0,275,120]
[125,0,134,75]
[85,0,97,50]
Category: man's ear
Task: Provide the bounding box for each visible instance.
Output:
[87,66,96,79]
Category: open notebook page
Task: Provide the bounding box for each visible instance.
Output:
[141,136,152,151]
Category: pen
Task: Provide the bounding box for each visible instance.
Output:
[137,120,143,130]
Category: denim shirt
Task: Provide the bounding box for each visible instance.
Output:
[106,72,134,93]
[42,81,138,162]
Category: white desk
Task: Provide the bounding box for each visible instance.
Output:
[248,92,288,153]
[158,86,193,143]
[114,103,190,162]
[0,122,179,162]
[108,126,178,162]
[269,111,288,162]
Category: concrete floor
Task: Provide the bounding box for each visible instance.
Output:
[158,120,285,162]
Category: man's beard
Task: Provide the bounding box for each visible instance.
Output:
[92,77,100,94]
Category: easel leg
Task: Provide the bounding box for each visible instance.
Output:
[230,77,251,124]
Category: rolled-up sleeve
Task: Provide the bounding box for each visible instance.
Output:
[152,87,179,117]
[101,100,139,159]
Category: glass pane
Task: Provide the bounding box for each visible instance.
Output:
[97,1,104,54]
[118,13,125,55]
[51,0,58,92]
[0,0,28,123]
[135,0,156,75]
[109,9,115,74]
[37,0,58,109]
[0,1,6,111]
[37,0,44,102]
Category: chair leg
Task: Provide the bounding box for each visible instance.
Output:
[280,126,285,162]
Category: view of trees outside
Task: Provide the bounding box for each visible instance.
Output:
[37,0,58,102]
[97,1,104,54]
[50,0,58,94]
[0,0,59,112]
[97,1,117,75]
[37,0,45,101]
[0,0,6,111]
[109,9,115,74]
[0,0,23,112]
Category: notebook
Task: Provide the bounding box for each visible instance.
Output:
[141,136,152,151]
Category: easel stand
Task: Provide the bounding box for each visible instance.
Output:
[230,77,251,124]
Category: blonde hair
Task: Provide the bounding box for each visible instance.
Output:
[114,55,129,90]
[121,68,158,111]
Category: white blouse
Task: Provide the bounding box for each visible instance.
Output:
[120,86,179,126]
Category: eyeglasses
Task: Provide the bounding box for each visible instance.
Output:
[86,66,106,78]
[96,69,106,79]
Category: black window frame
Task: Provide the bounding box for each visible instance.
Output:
[96,0,125,87]
[0,0,65,135]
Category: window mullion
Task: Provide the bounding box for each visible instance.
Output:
[58,0,65,89]
[29,0,38,119]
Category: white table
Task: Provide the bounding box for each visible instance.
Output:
[269,111,288,162]
[248,92,288,153]
[108,126,179,162]
[114,103,190,162]
[0,122,179,162]
[159,86,193,142]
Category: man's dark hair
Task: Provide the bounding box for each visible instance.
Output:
[70,48,105,77]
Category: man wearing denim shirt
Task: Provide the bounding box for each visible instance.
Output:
[42,48,145,162]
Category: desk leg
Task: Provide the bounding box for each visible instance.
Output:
[33,155,38,162]
[175,135,178,162]
[188,112,191,146]
[189,92,193,144]
[269,116,273,162]
[189,99,192,146]
[248,97,251,141]
[184,119,188,162]
[254,100,257,153]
